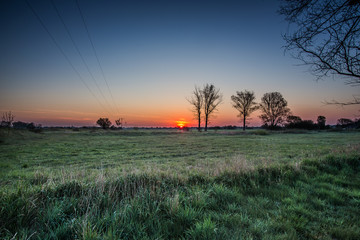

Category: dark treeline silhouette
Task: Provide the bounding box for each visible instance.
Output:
[12,121,41,131]
[281,116,360,130]
[285,115,329,130]
[337,118,360,129]
[7,121,42,133]
[209,125,237,130]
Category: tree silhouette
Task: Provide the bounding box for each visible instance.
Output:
[286,115,302,128]
[12,121,28,129]
[202,84,223,131]
[317,116,326,129]
[1,111,14,128]
[337,118,354,127]
[96,118,111,129]
[188,86,203,132]
[280,0,360,105]
[115,118,124,129]
[259,92,291,129]
[231,90,259,131]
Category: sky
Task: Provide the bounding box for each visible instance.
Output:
[0,0,359,127]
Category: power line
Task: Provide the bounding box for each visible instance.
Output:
[75,0,120,116]
[25,0,112,116]
[50,0,113,114]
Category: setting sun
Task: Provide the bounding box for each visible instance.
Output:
[176,120,188,129]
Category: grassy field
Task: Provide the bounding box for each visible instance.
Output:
[0,129,360,239]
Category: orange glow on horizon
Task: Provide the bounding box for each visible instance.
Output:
[176,120,188,129]
[6,102,359,127]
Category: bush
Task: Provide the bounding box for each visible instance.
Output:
[285,115,317,130]
[96,118,111,129]
[253,130,269,135]
[28,123,43,133]
[12,121,29,129]
[261,124,283,130]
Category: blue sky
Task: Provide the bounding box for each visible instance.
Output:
[0,0,358,126]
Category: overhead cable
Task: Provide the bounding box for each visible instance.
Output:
[25,0,112,116]
[50,0,113,114]
[75,0,120,116]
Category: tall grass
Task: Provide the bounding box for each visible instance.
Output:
[1,129,359,239]
[1,153,359,239]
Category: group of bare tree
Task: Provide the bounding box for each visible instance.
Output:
[231,91,291,130]
[188,86,292,131]
[230,91,343,130]
[188,84,223,131]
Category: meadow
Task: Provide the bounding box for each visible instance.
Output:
[0,128,360,239]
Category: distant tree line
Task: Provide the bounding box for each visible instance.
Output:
[12,121,42,131]
[285,115,328,130]
[336,118,360,129]
[0,111,43,133]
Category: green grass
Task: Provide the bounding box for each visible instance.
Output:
[0,129,360,239]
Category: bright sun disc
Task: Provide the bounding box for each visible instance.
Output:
[176,120,187,129]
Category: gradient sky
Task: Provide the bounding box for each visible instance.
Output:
[1,0,359,127]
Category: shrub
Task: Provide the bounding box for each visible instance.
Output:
[96,118,111,129]
[253,130,269,135]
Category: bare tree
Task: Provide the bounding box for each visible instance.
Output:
[231,90,259,131]
[280,0,360,105]
[202,84,222,131]
[188,86,203,132]
[115,118,124,129]
[1,111,14,128]
[259,92,291,129]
